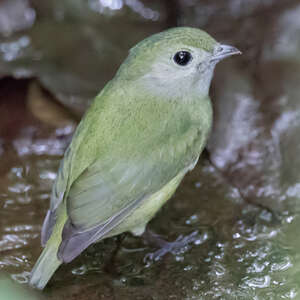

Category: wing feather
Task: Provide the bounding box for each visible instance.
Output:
[58,194,147,263]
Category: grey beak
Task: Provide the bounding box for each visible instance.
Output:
[211,44,241,62]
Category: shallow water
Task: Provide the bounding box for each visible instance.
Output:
[1,0,300,299]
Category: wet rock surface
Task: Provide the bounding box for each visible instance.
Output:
[0,0,170,115]
[0,1,300,299]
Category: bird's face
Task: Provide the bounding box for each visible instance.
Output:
[117,27,240,100]
[143,43,240,99]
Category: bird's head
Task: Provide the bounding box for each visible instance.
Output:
[116,27,241,99]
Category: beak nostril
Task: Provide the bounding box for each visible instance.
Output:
[211,44,241,62]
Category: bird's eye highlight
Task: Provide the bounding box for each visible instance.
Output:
[173,51,192,66]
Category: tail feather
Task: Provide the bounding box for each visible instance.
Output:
[29,242,62,290]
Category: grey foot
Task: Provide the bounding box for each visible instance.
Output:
[143,230,200,263]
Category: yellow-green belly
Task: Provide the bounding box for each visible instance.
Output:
[106,170,186,237]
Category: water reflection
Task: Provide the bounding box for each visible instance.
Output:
[0,36,30,62]
[89,0,124,12]
[88,0,160,20]
[0,0,35,36]
[125,0,160,20]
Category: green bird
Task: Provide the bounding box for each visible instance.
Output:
[29,27,240,289]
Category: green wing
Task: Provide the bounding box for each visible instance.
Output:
[58,145,189,262]
[67,154,165,230]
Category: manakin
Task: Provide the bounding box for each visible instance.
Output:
[29,27,240,289]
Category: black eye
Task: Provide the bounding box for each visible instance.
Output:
[173,51,192,66]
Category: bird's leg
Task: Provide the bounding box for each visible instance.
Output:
[104,234,125,275]
[142,228,200,263]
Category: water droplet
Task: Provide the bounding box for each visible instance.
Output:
[11,271,30,284]
[244,275,271,288]
[71,265,87,275]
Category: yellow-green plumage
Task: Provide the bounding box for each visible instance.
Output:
[29,27,240,289]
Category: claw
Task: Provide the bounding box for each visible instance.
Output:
[144,231,200,263]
